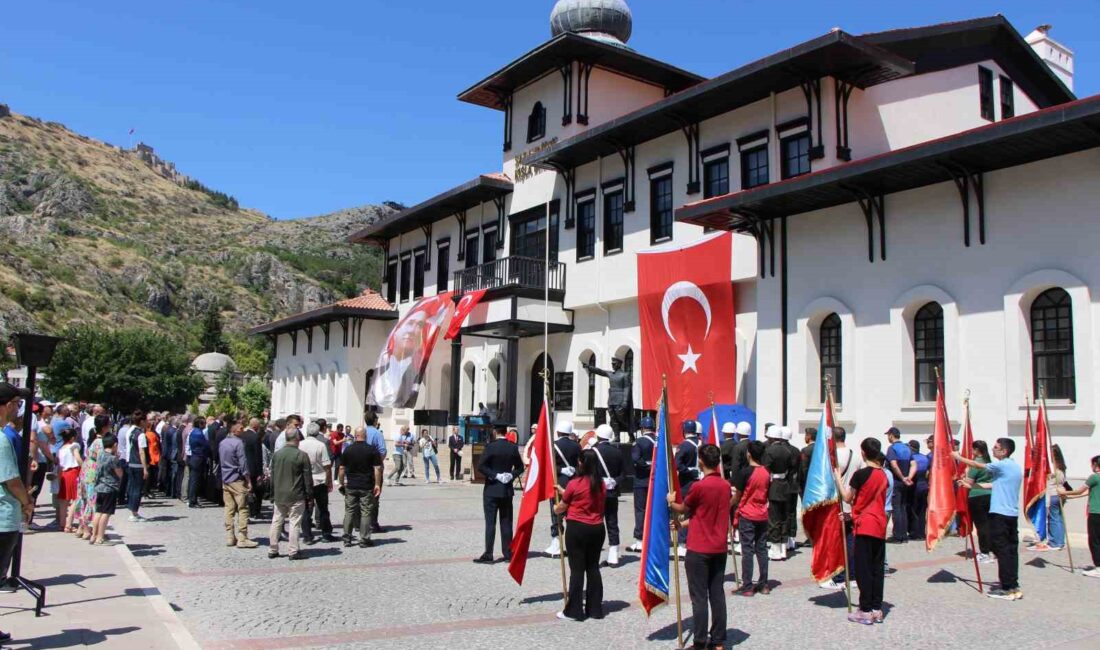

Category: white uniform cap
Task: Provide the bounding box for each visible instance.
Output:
[721,422,737,434]
[555,420,574,435]
[694,421,703,434]
[595,424,615,440]
[780,426,793,441]
[736,421,752,437]
[765,425,783,440]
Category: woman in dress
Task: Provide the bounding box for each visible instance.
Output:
[71,414,110,540]
[57,429,83,532]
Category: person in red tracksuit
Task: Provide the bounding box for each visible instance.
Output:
[836,438,890,626]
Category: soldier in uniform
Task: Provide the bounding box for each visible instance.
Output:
[782,426,800,551]
[675,421,703,495]
[762,425,798,561]
[592,424,625,566]
[473,423,524,564]
[544,420,580,558]
[584,357,634,441]
[627,416,656,552]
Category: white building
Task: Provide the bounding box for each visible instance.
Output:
[267,5,1095,476]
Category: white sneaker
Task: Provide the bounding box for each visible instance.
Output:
[544,537,561,557]
[606,545,620,567]
[978,553,995,565]
[128,515,146,523]
[787,537,797,551]
[627,540,642,552]
[1083,568,1100,578]
[733,543,741,555]
[819,580,844,590]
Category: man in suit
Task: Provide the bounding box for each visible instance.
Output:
[447,426,464,481]
[627,416,657,552]
[473,424,524,564]
[544,420,580,557]
[242,418,265,519]
[592,424,626,567]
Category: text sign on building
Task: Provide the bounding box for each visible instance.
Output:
[514,137,558,183]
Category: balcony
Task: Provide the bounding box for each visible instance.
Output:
[453,256,566,302]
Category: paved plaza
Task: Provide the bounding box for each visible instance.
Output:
[34,478,1084,650]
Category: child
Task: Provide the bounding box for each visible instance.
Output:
[731,440,771,597]
[835,438,889,625]
[1059,454,1100,578]
[56,429,82,532]
[92,433,124,545]
[668,444,732,650]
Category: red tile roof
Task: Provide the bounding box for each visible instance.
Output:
[334,288,395,312]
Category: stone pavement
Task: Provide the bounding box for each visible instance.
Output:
[95,481,1100,650]
[0,508,200,649]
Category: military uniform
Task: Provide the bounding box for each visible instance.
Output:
[629,423,656,547]
[549,434,581,539]
[585,361,634,439]
[762,428,799,559]
[675,424,703,495]
[474,434,525,562]
[593,436,625,561]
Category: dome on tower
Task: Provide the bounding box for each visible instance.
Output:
[550,0,633,46]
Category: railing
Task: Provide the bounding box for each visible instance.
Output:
[453,256,566,296]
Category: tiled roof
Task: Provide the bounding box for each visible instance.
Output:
[335,289,395,312]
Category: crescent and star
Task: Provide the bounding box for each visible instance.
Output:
[661,281,712,374]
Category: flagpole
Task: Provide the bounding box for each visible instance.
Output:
[961,394,984,593]
[711,392,738,586]
[1040,388,1075,572]
[824,377,852,613]
[542,369,569,605]
[666,376,685,650]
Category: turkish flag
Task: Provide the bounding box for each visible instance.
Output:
[639,232,736,444]
[508,398,556,584]
[445,289,487,340]
[925,379,957,551]
[955,404,975,537]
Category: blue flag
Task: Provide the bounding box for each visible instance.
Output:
[638,400,672,615]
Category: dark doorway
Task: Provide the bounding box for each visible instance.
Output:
[530,353,554,430]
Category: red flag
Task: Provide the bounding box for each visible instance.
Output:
[926,380,957,551]
[707,406,719,446]
[1023,402,1050,518]
[1023,403,1035,480]
[508,399,555,584]
[638,233,736,444]
[955,403,975,536]
[445,289,487,340]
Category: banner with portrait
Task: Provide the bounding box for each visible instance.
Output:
[366,292,455,409]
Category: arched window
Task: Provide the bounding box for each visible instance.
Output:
[586,352,597,411]
[914,302,944,402]
[819,313,842,403]
[527,102,546,143]
[1031,288,1075,401]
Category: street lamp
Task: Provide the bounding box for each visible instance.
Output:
[10,332,63,617]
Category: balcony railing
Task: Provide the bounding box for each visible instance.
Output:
[453,256,566,296]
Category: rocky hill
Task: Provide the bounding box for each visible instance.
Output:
[0,108,392,350]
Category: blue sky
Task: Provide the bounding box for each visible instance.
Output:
[2,1,1095,220]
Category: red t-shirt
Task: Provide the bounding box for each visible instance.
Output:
[562,477,606,525]
[683,473,731,554]
[850,467,889,539]
[733,466,770,522]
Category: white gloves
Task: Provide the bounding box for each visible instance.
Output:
[602,477,618,491]
[496,472,514,484]
[693,468,704,480]
[561,467,576,477]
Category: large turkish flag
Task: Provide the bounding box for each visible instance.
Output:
[638,232,736,443]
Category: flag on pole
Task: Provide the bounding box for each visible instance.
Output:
[445,289,487,340]
[638,396,673,615]
[707,405,720,446]
[801,397,846,582]
[955,403,975,537]
[1023,403,1035,481]
[925,379,957,551]
[508,398,556,584]
[1024,402,1051,542]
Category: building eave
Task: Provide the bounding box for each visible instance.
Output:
[249,305,398,337]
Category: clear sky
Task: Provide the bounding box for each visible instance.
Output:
[3,1,1096,220]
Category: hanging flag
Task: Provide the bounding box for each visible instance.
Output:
[638,395,674,615]
[801,396,845,582]
[1024,402,1051,542]
[955,402,975,537]
[925,379,957,551]
[445,289,487,340]
[1023,403,1035,481]
[638,232,736,444]
[508,398,556,584]
[366,292,454,408]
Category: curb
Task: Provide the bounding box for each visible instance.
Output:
[115,543,202,650]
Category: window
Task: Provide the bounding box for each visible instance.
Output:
[385,258,397,304]
[741,146,769,189]
[1000,75,1015,119]
[412,249,425,299]
[483,229,498,263]
[527,102,546,143]
[436,241,450,292]
[913,302,944,402]
[979,66,994,121]
[819,313,842,403]
[781,133,812,179]
[603,190,624,254]
[703,158,729,199]
[399,255,411,303]
[650,175,673,243]
[464,232,479,269]
[586,352,597,411]
[1031,288,1075,401]
[577,198,596,260]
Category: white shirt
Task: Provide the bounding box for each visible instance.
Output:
[835,447,863,513]
[299,436,332,485]
[156,421,166,436]
[80,416,96,447]
[58,443,80,470]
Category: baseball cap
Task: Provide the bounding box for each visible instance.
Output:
[0,382,32,405]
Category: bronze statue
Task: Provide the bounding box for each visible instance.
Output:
[583,357,634,441]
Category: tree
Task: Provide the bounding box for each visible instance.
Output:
[200,306,227,354]
[238,379,271,419]
[42,325,205,414]
[228,335,271,377]
[214,365,238,403]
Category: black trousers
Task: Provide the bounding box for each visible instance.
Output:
[686,551,727,647]
[969,494,993,554]
[739,517,769,586]
[632,486,648,541]
[889,483,910,541]
[449,451,462,480]
[853,535,885,612]
[170,461,185,500]
[549,475,569,538]
[1088,513,1100,566]
[989,513,1019,590]
[0,531,18,582]
[303,484,333,539]
[604,494,620,546]
[785,495,798,538]
[767,498,788,543]
[248,482,264,518]
[909,488,929,540]
[483,493,513,557]
[563,520,605,619]
[187,457,206,505]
